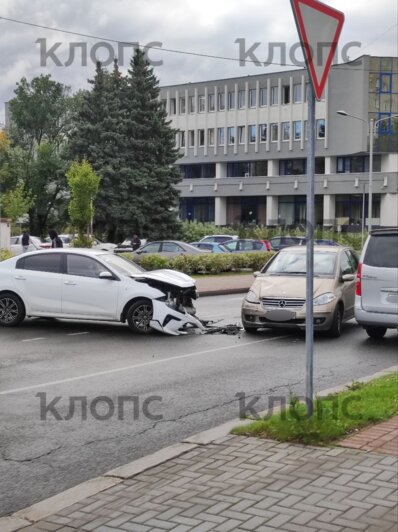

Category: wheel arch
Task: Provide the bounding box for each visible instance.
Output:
[120,296,153,322]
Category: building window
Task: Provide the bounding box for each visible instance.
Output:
[271,86,279,105]
[228,126,235,145]
[282,122,290,141]
[315,157,325,174]
[317,119,326,139]
[238,90,246,109]
[228,91,236,109]
[381,74,392,93]
[259,124,267,142]
[293,121,301,140]
[198,129,205,147]
[218,92,225,110]
[160,99,167,111]
[198,95,205,113]
[282,85,290,104]
[238,126,245,144]
[271,123,278,142]
[217,127,225,146]
[208,128,215,146]
[179,97,186,114]
[170,98,176,115]
[208,93,215,112]
[180,130,186,148]
[188,130,195,147]
[249,89,256,107]
[259,87,267,107]
[293,83,302,103]
[279,159,306,175]
[249,124,256,143]
[189,95,195,113]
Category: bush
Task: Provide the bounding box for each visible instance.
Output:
[71,235,94,248]
[0,249,13,261]
[139,254,170,271]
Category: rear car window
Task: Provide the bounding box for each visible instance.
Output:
[17,253,63,273]
[364,235,398,268]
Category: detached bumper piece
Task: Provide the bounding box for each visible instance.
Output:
[150,299,207,336]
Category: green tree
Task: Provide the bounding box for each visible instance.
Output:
[7,75,73,235]
[67,160,100,246]
[0,182,34,223]
[121,49,181,240]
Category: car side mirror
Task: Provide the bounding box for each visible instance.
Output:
[99,271,114,280]
[342,273,355,282]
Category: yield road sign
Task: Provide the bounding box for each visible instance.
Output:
[291,0,344,100]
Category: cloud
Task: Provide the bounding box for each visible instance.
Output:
[0,0,397,123]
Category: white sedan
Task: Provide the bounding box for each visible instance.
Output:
[0,249,206,335]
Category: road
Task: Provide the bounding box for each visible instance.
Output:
[0,294,397,516]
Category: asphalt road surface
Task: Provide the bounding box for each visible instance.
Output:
[0,294,397,516]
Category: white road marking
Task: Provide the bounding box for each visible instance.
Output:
[0,335,289,395]
[67,332,89,336]
[21,337,46,342]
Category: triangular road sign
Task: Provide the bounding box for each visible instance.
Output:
[291,0,344,100]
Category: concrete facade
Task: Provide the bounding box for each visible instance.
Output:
[160,55,398,228]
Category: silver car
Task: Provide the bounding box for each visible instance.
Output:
[355,228,398,338]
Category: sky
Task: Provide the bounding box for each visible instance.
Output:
[0,0,397,123]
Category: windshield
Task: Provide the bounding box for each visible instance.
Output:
[99,253,144,275]
[265,251,337,277]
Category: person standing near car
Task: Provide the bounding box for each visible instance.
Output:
[131,234,141,251]
[48,229,63,248]
[21,231,30,253]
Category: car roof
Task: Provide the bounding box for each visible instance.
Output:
[279,245,346,253]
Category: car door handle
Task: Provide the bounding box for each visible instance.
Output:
[14,275,26,281]
[64,281,77,286]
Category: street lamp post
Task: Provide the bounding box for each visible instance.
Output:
[337,111,398,235]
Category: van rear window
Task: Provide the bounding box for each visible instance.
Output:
[364,235,398,268]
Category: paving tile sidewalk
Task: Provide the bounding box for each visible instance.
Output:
[15,435,398,532]
[339,416,398,456]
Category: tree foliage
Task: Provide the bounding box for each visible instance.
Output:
[67,160,100,246]
[0,182,34,222]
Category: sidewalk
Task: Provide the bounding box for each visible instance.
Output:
[3,372,397,532]
[195,273,253,297]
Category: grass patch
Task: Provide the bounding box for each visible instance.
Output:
[231,373,398,445]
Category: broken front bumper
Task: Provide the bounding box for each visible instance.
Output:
[149,299,208,336]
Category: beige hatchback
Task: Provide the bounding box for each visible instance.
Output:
[242,245,359,337]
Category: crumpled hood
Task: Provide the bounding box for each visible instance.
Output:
[252,275,335,298]
[132,269,196,288]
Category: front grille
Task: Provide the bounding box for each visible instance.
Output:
[262,297,305,309]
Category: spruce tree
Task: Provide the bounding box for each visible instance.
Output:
[122,49,181,240]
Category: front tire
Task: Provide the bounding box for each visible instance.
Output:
[328,304,343,338]
[365,326,387,339]
[0,292,25,327]
[126,299,153,334]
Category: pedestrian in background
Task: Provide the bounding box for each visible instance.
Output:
[48,229,63,248]
[21,231,30,253]
[131,234,141,251]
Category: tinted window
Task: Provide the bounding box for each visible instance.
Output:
[224,241,237,251]
[67,255,107,278]
[141,243,160,253]
[340,252,354,275]
[21,253,62,274]
[364,235,398,268]
[197,244,213,251]
[162,243,184,253]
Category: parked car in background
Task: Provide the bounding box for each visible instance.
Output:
[315,239,340,246]
[0,249,206,335]
[44,235,117,252]
[269,236,306,251]
[132,240,208,263]
[199,234,239,244]
[241,245,359,337]
[223,239,268,252]
[191,242,230,253]
[10,236,47,255]
[355,228,398,339]
[114,238,148,254]
[259,240,272,251]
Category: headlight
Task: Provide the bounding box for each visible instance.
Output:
[245,290,260,304]
[313,292,336,306]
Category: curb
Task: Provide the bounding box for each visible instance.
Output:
[198,288,248,297]
[2,365,397,531]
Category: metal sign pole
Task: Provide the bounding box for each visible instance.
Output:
[306,82,316,418]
